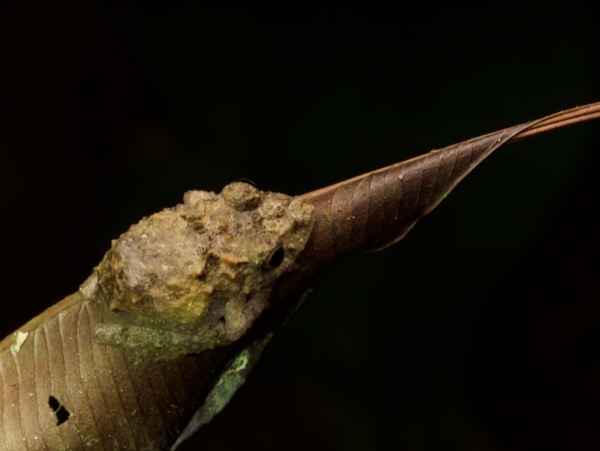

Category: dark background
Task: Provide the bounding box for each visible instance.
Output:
[1,2,599,450]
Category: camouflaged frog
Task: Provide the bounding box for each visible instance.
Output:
[79,181,314,359]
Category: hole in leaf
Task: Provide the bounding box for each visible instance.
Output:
[265,247,284,269]
[48,395,70,425]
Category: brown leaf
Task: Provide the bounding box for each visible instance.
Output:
[297,102,600,268]
[1,101,599,450]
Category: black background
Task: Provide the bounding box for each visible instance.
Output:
[1,2,599,450]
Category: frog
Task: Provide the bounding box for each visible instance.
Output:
[79,181,314,360]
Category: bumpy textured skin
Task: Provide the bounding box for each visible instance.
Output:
[88,182,313,359]
[0,182,313,450]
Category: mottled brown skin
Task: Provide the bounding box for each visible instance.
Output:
[87,182,313,359]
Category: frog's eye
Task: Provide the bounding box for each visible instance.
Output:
[231,177,257,187]
[263,246,284,270]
